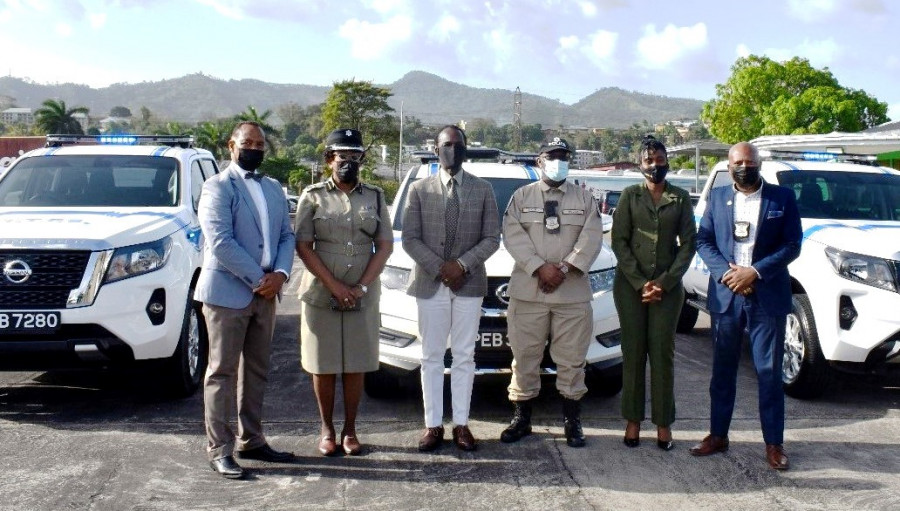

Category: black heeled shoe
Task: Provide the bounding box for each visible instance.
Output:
[657,427,674,451]
[623,421,640,448]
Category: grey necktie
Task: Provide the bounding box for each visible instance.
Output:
[444,177,459,260]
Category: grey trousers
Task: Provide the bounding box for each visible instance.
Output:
[202,295,276,461]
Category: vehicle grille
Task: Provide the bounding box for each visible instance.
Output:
[0,250,91,309]
[483,276,510,310]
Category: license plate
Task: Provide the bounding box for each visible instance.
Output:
[0,311,61,333]
[476,331,510,350]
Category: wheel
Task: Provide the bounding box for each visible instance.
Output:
[782,294,830,399]
[675,297,699,333]
[364,365,404,399]
[585,362,623,397]
[161,291,208,397]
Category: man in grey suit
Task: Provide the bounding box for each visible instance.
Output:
[402,125,501,452]
[195,121,296,479]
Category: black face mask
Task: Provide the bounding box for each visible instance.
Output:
[336,161,360,183]
[438,145,466,174]
[237,148,264,171]
[641,164,669,184]
[732,165,761,187]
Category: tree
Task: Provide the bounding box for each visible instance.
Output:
[235,105,280,151]
[34,99,89,135]
[320,79,396,153]
[110,106,132,118]
[194,120,230,160]
[702,55,888,143]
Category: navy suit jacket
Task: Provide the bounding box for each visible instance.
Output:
[696,181,802,317]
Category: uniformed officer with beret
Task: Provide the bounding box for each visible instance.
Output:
[295,128,393,457]
[500,137,605,448]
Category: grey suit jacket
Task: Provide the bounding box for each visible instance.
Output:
[194,163,296,309]
[401,169,500,298]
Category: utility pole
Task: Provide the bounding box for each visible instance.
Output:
[397,101,403,182]
[513,87,522,151]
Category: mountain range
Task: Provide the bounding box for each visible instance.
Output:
[0,71,705,129]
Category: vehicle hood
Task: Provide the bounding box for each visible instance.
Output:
[386,232,618,273]
[802,218,900,259]
[0,207,196,251]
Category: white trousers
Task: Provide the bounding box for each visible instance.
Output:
[417,285,483,428]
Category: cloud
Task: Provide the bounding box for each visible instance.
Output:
[786,0,837,22]
[764,38,839,67]
[88,12,106,29]
[430,14,460,43]
[578,1,598,17]
[338,15,413,61]
[365,0,406,14]
[54,21,72,37]
[194,0,244,20]
[635,23,708,69]
[585,30,618,73]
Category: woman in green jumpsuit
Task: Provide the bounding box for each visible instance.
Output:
[611,136,696,451]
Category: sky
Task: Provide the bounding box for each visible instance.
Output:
[1,0,898,122]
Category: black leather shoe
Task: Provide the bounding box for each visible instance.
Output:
[209,456,244,479]
[236,443,294,462]
[563,398,586,448]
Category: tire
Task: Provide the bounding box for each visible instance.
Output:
[782,294,830,400]
[364,365,404,399]
[161,291,209,397]
[675,297,699,333]
[585,362,623,397]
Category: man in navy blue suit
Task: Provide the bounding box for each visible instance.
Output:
[690,142,802,470]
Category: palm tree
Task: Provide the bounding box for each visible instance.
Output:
[34,99,89,135]
[234,105,280,151]
[194,120,230,160]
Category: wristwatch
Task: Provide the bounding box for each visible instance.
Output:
[559,264,570,275]
[356,284,368,294]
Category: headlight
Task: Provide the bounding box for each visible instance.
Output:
[825,247,899,293]
[105,236,173,283]
[382,265,411,291]
[589,267,615,294]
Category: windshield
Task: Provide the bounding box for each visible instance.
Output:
[392,175,534,230]
[0,155,179,207]
[777,170,900,221]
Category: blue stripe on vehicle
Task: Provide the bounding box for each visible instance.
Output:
[524,165,538,180]
[44,147,60,156]
[803,222,900,239]
[151,146,169,157]
[429,162,439,175]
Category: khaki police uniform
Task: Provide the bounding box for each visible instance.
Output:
[295,178,392,374]
[502,180,605,401]
[611,181,696,427]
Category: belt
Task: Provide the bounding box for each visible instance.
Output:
[315,240,373,257]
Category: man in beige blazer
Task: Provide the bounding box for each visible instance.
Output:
[401,125,500,452]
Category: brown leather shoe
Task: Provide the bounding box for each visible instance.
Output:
[452,425,477,451]
[766,444,790,470]
[689,435,729,456]
[341,433,362,456]
[318,435,339,456]
[418,426,445,452]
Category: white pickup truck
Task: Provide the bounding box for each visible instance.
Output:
[0,135,220,396]
[679,151,900,399]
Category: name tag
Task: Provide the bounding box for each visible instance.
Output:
[767,210,784,219]
[522,207,544,213]
[562,209,584,215]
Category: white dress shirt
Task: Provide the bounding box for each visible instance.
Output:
[234,163,272,269]
[732,183,763,269]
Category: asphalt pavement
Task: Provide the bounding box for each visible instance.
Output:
[2,270,900,510]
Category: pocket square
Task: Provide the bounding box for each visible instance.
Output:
[767,210,784,219]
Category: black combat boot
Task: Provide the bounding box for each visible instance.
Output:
[562,398,585,448]
[500,400,533,443]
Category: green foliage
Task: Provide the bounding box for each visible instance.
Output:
[703,55,889,143]
[34,99,89,135]
[194,120,231,160]
[320,79,396,152]
[110,106,132,118]
[259,154,297,184]
[235,106,281,151]
[364,174,400,205]
[288,165,312,194]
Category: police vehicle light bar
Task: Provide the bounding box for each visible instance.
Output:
[46,134,194,148]
[758,149,877,164]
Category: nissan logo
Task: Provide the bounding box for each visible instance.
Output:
[3,260,33,284]
[495,283,510,305]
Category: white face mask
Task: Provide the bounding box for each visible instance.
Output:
[542,159,569,181]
